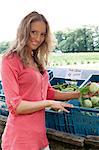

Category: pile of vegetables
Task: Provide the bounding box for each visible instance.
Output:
[52,81,99,109]
[79,82,99,108]
[52,81,79,92]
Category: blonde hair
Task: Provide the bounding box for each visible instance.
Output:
[5,11,53,72]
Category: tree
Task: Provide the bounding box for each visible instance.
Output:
[54,25,99,52]
[54,31,65,44]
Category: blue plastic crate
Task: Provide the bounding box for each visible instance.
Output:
[80,74,99,87]
[45,106,99,136]
[0,81,4,95]
[0,99,9,116]
[67,99,81,106]
[65,107,99,136]
[45,109,68,132]
[50,77,84,87]
[0,94,9,116]
[0,94,5,102]
[47,70,53,80]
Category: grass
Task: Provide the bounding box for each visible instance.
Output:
[48,52,99,70]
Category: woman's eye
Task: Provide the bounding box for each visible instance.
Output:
[41,33,46,37]
[31,31,36,34]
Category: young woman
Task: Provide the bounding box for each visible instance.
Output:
[1,11,80,150]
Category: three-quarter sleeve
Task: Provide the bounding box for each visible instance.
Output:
[1,56,22,114]
[47,82,56,100]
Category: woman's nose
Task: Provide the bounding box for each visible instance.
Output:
[35,33,41,41]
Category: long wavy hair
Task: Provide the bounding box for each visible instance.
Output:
[4,11,53,72]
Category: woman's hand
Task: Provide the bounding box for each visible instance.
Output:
[49,100,74,113]
[82,91,99,98]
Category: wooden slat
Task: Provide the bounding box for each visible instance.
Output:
[85,135,99,148]
[47,128,85,147]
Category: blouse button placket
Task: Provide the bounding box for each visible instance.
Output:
[41,76,44,100]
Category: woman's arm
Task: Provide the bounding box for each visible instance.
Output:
[16,99,73,114]
[54,90,80,101]
[47,82,80,101]
[16,100,51,114]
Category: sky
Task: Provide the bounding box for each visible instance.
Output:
[0,0,99,41]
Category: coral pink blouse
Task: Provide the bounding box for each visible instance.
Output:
[1,53,55,150]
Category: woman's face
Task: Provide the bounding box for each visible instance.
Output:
[27,21,47,51]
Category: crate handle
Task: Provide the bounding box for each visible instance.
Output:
[66,106,99,113]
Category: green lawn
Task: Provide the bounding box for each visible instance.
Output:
[48,52,99,67]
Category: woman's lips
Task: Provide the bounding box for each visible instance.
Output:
[32,43,38,46]
[31,40,39,46]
